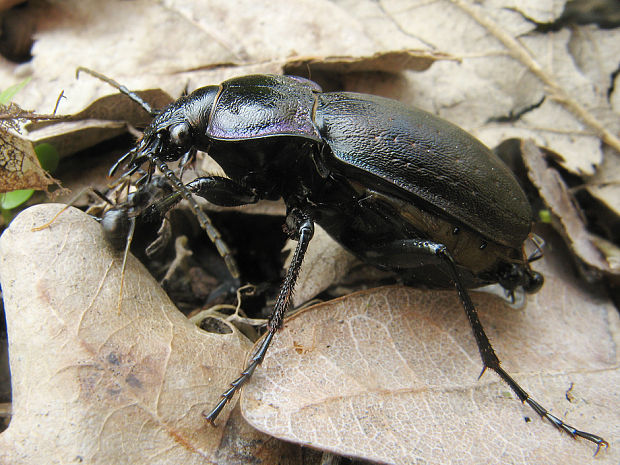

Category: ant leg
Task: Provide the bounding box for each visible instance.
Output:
[203,211,314,425]
[31,186,113,232]
[151,154,241,280]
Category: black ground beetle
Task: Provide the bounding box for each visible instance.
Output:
[83,69,607,452]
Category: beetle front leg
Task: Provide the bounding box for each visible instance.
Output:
[366,238,608,452]
[203,210,315,425]
[185,176,259,207]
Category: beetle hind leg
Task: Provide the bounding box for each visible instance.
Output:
[492,366,608,454]
[366,238,608,452]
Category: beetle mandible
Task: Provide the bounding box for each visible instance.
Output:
[92,71,607,452]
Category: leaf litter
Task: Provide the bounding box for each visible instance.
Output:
[0,0,619,464]
[242,242,619,464]
[0,204,304,465]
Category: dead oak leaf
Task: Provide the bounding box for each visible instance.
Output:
[242,243,620,464]
[0,127,55,192]
[0,204,301,465]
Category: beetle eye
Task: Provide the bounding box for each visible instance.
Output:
[169,123,190,146]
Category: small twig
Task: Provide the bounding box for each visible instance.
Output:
[189,284,268,328]
[160,236,193,286]
[52,90,65,115]
[0,112,68,122]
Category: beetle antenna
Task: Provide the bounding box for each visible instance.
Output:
[76,67,158,117]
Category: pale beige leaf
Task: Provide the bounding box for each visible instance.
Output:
[242,236,620,464]
[345,0,619,176]
[0,204,302,465]
[8,0,401,114]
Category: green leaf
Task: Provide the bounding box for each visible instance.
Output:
[0,78,32,105]
[538,209,552,223]
[0,189,34,210]
[35,143,59,173]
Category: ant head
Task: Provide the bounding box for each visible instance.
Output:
[523,270,544,294]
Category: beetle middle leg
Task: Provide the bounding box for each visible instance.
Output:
[365,238,608,452]
[203,209,314,425]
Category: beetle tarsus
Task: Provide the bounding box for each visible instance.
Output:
[436,246,608,451]
[489,363,608,450]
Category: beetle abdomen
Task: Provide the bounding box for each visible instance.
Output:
[315,92,532,248]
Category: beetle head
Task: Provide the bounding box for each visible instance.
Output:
[136,85,220,164]
[139,110,190,163]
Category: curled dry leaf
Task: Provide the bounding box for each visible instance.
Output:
[242,235,620,464]
[521,139,620,277]
[587,146,620,234]
[283,50,455,75]
[0,127,55,192]
[0,204,303,465]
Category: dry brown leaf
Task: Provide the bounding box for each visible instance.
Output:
[340,0,619,176]
[587,184,620,221]
[24,89,174,159]
[283,50,454,75]
[522,139,619,277]
[0,126,55,192]
[242,244,620,464]
[0,204,304,465]
[25,119,128,160]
